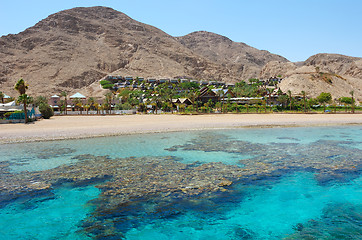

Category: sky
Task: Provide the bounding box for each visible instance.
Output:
[1,0,361,62]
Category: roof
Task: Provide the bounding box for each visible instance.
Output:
[3,94,11,99]
[0,101,16,107]
[51,95,60,98]
[211,89,229,95]
[70,92,86,99]
[181,98,192,104]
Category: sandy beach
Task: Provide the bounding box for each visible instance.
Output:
[0,113,361,143]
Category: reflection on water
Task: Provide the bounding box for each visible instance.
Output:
[0,126,361,239]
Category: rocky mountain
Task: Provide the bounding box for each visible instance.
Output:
[0,6,288,97]
[176,31,288,80]
[260,54,362,101]
[0,6,361,102]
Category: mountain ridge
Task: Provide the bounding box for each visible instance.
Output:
[0,6,361,101]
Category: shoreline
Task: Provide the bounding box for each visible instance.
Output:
[1,114,361,144]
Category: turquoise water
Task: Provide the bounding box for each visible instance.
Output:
[0,185,99,240]
[0,125,361,239]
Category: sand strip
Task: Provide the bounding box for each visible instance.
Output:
[0,114,361,143]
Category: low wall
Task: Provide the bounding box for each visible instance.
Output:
[0,119,25,124]
[54,110,137,115]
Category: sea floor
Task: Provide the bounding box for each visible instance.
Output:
[0,126,361,239]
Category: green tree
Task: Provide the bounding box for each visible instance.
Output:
[215,102,222,113]
[215,89,227,113]
[118,88,132,103]
[35,96,48,107]
[339,97,354,112]
[72,98,83,114]
[105,92,113,114]
[151,94,162,114]
[61,91,68,115]
[87,97,96,112]
[39,103,54,119]
[0,92,4,103]
[350,90,355,113]
[14,78,29,123]
[301,91,307,113]
[317,92,332,112]
[287,90,293,111]
[188,89,200,113]
[278,95,288,109]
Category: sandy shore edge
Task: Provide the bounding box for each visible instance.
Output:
[1,114,361,144]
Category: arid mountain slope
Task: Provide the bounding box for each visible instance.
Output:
[0,7,360,101]
[0,6,286,97]
[260,54,362,101]
[177,31,288,80]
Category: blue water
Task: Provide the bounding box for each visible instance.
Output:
[125,173,362,240]
[0,185,99,240]
[0,125,361,239]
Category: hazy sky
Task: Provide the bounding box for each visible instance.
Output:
[1,0,361,62]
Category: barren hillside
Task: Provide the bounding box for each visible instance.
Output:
[0,7,361,101]
[0,7,285,97]
[260,54,362,101]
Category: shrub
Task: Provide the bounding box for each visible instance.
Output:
[115,103,132,110]
[39,103,54,119]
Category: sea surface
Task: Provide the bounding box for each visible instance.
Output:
[0,125,361,239]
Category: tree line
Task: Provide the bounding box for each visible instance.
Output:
[1,78,359,123]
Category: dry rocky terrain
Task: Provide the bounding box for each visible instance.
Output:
[0,6,361,101]
[260,54,362,100]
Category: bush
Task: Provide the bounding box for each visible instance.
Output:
[100,80,114,89]
[39,103,54,119]
[115,103,132,110]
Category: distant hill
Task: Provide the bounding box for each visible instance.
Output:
[0,6,288,97]
[0,6,361,101]
[260,53,362,101]
[176,31,288,80]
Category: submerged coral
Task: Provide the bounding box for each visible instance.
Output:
[167,134,362,185]
[0,154,249,238]
[285,203,362,239]
[0,131,361,239]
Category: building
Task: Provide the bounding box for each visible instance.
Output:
[197,87,235,103]
[48,95,60,111]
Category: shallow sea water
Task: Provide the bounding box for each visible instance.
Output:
[0,126,361,239]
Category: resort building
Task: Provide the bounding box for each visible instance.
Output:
[48,95,60,111]
[198,87,235,103]
[70,92,87,101]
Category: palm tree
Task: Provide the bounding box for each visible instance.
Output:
[0,91,4,103]
[14,78,29,123]
[105,92,113,114]
[94,102,101,115]
[278,95,288,109]
[301,91,307,113]
[188,89,200,113]
[87,97,95,113]
[287,90,293,111]
[151,93,161,114]
[84,104,90,114]
[350,90,355,113]
[215,89,226,112]
[61,91,68,115]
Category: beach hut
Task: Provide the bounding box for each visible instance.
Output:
[70,92,86,99]
[70,92,87,111]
